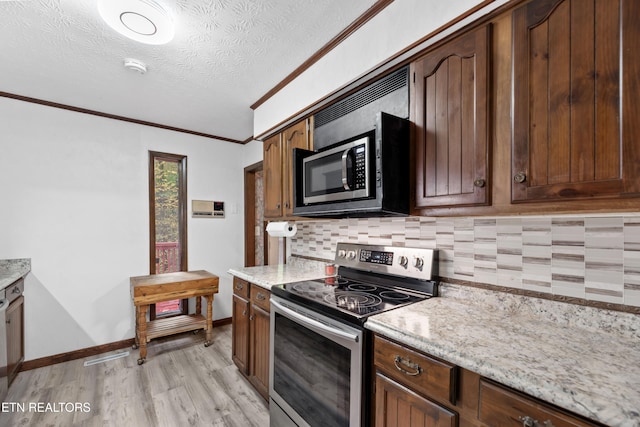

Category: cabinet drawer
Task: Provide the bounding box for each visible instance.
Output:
[233,277,249,298]
[250,284,270,312]
[478,379,599,427]
[374,335,456,405]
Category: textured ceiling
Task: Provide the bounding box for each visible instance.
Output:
[0,0,379,142]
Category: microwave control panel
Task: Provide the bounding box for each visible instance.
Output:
[354,145,366,189]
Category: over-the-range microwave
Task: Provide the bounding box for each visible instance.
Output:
[292,112,409,217]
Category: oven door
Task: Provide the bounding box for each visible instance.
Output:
[301,133,372,205]
[269,296,363,427]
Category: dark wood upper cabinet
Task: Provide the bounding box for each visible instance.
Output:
[263,118,311,219]
[512,0,640,202]
[413,25,490,209]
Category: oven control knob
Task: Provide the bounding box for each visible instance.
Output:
[347,250,357,260]
[413,257,424,269]
[337,249,347,259]
[398,256,408,267]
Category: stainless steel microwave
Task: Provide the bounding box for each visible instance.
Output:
[292,112,409,217]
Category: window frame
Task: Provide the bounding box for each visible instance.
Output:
[148,151,188,319]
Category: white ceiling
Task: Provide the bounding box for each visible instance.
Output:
[0,0,379,142]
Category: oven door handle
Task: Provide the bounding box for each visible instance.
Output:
[271,299,359,343]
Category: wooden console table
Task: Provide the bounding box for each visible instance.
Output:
[130,270,219,365]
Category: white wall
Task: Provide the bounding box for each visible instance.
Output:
[253,0,509,136]
[242,139,263,167]
[0,97,245,360]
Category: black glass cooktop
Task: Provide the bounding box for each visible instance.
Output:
[271,277,429,323]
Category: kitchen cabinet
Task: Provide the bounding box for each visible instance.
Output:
[231,276,271,400]
[374,335,458,426]
[511,0,640,203]
[263,118,312,219]
[413,24,490,209]
[231,277,250,374]
[372,334,600,427]
[6,294,24,385]
[248,284,270,400]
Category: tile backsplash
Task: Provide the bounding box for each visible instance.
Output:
[290,214,640,307]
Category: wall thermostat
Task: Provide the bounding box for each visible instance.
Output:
[192,200,224,218]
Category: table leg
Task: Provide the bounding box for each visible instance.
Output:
[204,293,213,347]
[137,304,149,364]
[196,296,202,316]
[133,306,140,349]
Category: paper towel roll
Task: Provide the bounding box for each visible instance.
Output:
[266,221,297,237]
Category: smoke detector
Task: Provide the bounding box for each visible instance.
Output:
[124,58,148,74]
[98,0,175,45]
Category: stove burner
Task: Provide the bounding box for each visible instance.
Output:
[332,277,349,285]
[347,283,377,292]
[325,291,382,312]
[379,291,411,301]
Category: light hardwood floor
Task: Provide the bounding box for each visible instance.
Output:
[3,324,269,426]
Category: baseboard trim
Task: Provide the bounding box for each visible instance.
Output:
[20,317,232,372]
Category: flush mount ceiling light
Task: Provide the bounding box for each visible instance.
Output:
[97,0,174,45]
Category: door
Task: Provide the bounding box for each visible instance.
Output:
[413,25,490,208]
[263,134,283,218]
[375,373,457,427]
[270,298,363,427]
[511,0,640,202]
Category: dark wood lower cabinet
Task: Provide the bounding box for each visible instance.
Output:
[6,295,24,385]
[373,334,602,427]
[375,372,457,427]
[231,276,270,401]
[248,303,270,399]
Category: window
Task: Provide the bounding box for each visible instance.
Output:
[149,151,187,318]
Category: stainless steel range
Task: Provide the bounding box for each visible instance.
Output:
[269,243,437,427]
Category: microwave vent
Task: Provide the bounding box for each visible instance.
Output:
[314,67,408,129]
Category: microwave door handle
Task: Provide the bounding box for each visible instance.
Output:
[341,148,351,190]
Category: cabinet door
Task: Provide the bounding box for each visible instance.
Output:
[249,303,270,400]
[282,119,309,217]
[414,25,490,208]
[263,133,283,218]
[231,294,250,375]
[512,0,640,202]
[6,296,24,384]
[375,373,458,427]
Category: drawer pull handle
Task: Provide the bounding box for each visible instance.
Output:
[394,355,422,376]
[256,293,266,301]
[242,309,247,316]
[519,416,537,427]
[235,283,244,290]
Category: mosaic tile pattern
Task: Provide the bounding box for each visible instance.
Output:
[290,214,640,307]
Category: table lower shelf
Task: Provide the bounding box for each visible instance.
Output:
[146,314,207,341]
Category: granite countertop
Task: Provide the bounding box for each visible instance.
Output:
[227,257,330,289]
[366,284,640,427]
[0,258,31,290]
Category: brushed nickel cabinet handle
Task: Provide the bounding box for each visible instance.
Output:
[235,283,244,290]
[394,355,422,376]
[514,171,527,183]
[249,314,254,321]
[256,292,266,301]
[474,178,486,188]
[519,416,536,427]
[242,309,247,316]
